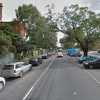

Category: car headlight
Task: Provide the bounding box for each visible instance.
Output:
[84,62,88,64]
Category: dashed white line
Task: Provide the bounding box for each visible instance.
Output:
[23,58,55,100]
[74,92,76,95]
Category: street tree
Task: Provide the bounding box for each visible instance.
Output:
[49,4,100,56]
[14,4,57,50]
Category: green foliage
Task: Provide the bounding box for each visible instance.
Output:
[15,53,23,61]
[14,4,57,50]
[0,29,12,55]
[55,4,100,56]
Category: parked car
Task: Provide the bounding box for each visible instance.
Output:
[47,53,52,57]
[29,57,42,66]
[57,52,63,57]
[67,49,78,55]
[0,77,5,91]
[70,51,82,57]
[52,51,55,55]
[1,62,32,78]
[42,54,48,59]
[78,56,97,64]
[83,58,100,69]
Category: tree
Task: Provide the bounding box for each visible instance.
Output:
[60,35,77,49]
[0,24,22,54]
[14,4,57,50]
[0,30,12,55]
[53,4,100,56]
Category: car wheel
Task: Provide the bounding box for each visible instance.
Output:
[89,65,94,69]
[0,82,4,91]
[29,66,32,71]
[19,71,23,78]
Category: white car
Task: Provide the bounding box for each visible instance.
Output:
[1,62,32,78]
[0,77,5,91]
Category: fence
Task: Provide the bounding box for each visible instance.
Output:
[0,53,15,66]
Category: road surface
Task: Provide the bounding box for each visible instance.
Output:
[0,53,100,100]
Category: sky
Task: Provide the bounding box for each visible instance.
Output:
[1,0,100,46]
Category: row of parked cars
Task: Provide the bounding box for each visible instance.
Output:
[0,52,55,91]
[78,54,100,69]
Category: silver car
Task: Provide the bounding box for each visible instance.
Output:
[0,77,5,91]
[1,62,32,78]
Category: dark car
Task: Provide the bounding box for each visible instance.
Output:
[78,56,97,64]
[70,52,82,57]
[42,54,48,59]
[83,58,100,69]
[29,57,42,66]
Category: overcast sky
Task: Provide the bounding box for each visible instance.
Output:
[1,0,100,46]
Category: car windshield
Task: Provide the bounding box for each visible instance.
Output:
[92,58,99,62]
[2,65,14,70]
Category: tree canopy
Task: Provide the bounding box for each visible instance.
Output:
[47,4,100,56]
[14,4,57,50]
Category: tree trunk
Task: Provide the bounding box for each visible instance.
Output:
[83,48,88,57]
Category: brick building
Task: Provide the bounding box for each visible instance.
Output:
[0,3,27,37]
[0,21,27,37]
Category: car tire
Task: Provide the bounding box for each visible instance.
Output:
[29,66,32,71]
[89,65,94,69]
[19,71,23,78]
[0,82,4,91]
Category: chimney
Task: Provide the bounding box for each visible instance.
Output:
[0,3,3,21]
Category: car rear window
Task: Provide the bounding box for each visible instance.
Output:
[2,65,14,70]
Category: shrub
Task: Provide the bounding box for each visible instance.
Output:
[15,53,23,61]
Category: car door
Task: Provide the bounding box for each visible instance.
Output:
[22,62,30,72]
[15,64,22,75]
[96,59,100,67]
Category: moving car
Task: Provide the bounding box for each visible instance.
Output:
[78,56,97,63]
[0,77,5,91]
[83,58,100,69]
[1,62,32,78]
[29,57,42,66]
[57,52,63,57]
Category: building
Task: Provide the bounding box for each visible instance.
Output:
[0,3,27,38]
[0,21,27,38]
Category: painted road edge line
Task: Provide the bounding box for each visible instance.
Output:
[84,69,100,84]
[78,63,100,85]
[23,58,55,100]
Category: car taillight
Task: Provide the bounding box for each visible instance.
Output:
[14,70,16,73]
[34,59,38,62]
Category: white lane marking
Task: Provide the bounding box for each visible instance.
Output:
[84,69,100,84]
[74,92,76,95]
[23,58,55,100]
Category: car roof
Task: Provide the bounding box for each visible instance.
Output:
[5,62,24,65]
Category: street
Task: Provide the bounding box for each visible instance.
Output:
[1,53,100,100]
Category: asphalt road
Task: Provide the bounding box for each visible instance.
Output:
[1,53,100,100]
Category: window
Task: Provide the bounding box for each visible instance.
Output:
[22,62,28,66]
[3,65,14,70]
[16,64,22,69]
